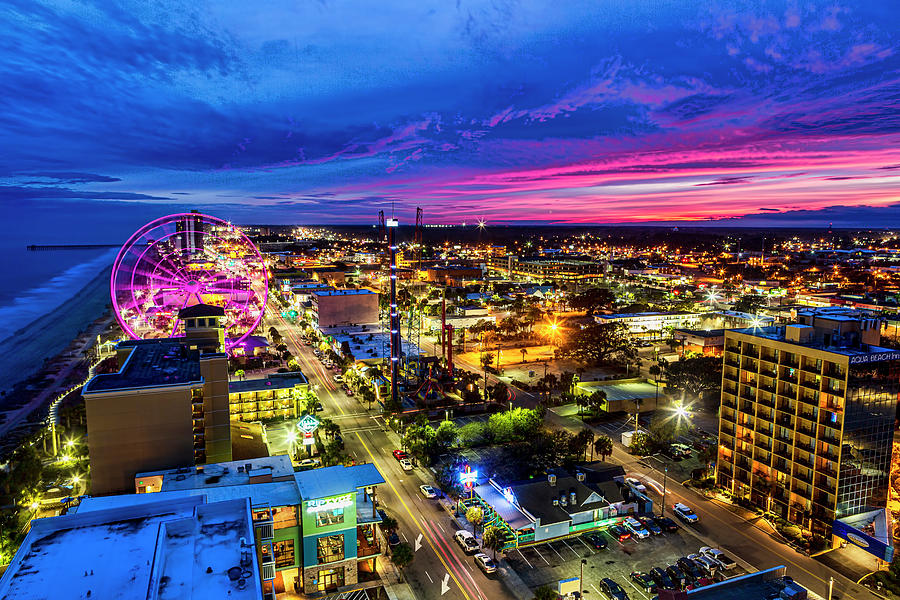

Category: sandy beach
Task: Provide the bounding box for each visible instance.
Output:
[0,266,113,400]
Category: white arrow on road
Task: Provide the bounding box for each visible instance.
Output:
[415,533,423,552]
[441,573,450,596]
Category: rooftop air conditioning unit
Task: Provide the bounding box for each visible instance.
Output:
[548,474,557,486]
[575,471,585,482]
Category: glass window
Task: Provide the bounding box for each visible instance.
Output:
[274,539,295,568]
[316,507,345,527]
[317,534,345,564]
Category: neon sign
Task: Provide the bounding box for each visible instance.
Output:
[460,465,478,490]
[297,414,320,434]
[307,493,353,513]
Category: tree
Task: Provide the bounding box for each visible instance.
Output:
[733,293,766,314]
[534,586,558,600]
[391,542,414,577]
[663,355,722,401]
[520,347,528,363]
[435,420,458,452]
[482,525,505,560]
[466,507,484,538]
[380,513,398,533]
[489,382,509,405]
[585,390,607,417]
[629,431,651,455]
[594,434,614,461]
[234,369,245,381]
[698,444,717,477]
[558,322,636,366]
[574,428,594,460]
[569,287,616,315]
[480,352,494,399]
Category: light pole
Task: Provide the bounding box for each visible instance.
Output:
[661,466,668,517]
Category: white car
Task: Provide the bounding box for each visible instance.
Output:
[701,546,737,570]
[688,553,719,577]
[474,553,497,573]
[400,458,413,471]
[625,477,648,494]
[419,485,438,499]
[673,503,699,524]
[454,530,479,553]
[623,516,650,539]
[333,374,344,383]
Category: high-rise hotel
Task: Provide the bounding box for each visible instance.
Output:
[716,309,898,540]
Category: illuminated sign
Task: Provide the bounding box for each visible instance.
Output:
[460,465,478,490]
[307,493,353,513]
[297,414,320,435]
[849,351,900,365]
[502,487,516,505]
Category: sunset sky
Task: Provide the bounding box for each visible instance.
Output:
[2,0,899,235]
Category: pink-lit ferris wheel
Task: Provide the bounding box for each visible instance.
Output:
[110,213,268,351]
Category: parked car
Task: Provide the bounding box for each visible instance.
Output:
[676,557,704,581]
[623,516,650,539]
[315,403,324,412]
[399,458,413,471]
[583,532,608,550]
[639,516,662,535]
[625,477,647,494]
[701,547,737,570]
[345,389,354,397]
[672,503,699,524]
[333,374,344,383]
[665,564,688,588]
[629,571,657,593]
[648,567,676,591]
[454,530,479,553]
[388,531,401,547]
[419,485,438,499]
[297,458,320,470]
[654,515,679,532]
[608,525,631,542]
[687,553,718,578]
[392,450,408,461]
[474,553,497,574]
[598,578,630,600]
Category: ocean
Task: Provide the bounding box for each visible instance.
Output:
[0,243,118,393]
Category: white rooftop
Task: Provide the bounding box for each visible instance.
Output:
[0,496,262,600]
[136,455,295,492]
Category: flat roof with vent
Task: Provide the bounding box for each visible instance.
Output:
[136,456,296,491]
[84,339,203,393]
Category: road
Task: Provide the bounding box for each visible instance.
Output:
[271,313,878,600]
[268,310,513,600]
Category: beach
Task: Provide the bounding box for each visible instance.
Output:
[0,265,113,399]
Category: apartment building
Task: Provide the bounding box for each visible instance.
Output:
[486,254,607,283]
[716,309,898,541]
[228,372,309,422]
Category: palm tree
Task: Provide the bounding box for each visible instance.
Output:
[482,525,504,560]
[234,369,245,381]
[594,435,613,461]
[520,347,528,363]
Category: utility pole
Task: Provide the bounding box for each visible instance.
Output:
[827,576,833,600]
[579,558,587,599]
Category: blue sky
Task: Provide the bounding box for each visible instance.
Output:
[2,0,899,239]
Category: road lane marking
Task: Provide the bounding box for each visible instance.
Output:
[548,543,565,561]
[401,532,409,543]
[354,431,471,600]
[627,578,651,600]
[425,571,434,583]
[590,583,602,596]
[576,537,596,554]
[437,521,446,533]
[423,520,483,600]
[561,539,579,557]
[532,547,551,566]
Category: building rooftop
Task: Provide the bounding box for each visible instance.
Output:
[473,482,535,531]
[228,372,308,394]
[575,381,659,403]
[294,463,385,501]
[595,311,700,319]
[673,328,726,338]
[84,339,204,393]
[507,475,609,526]
[312,289,375,297]
[0,496,261,600]
[685,566,804,599]
[136,456,296,491]
[77,481,303,514]
[732,326,896,357]
[178,303,225,319]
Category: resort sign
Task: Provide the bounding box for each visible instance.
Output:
[307,493,353,513]
[849,351,900,365]
[297,414,320,445]
[460,465,478,490]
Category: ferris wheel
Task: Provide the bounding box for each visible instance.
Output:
[110,213,268,351]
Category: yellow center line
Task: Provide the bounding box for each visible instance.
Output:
[355,430,472,600]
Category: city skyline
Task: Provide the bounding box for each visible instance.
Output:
[2,0,900,235]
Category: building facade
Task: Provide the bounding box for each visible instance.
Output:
[594,311,704,340]
[228,372,309,422]
[83,338,232,495]
[716,310,898,540]
[311,289,379,328]
[486,254,606,284]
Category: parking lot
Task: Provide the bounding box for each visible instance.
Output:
[506,523,746,600]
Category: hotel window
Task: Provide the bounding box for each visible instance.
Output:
[316,507,345,527]
[317,534,345,564]
[274,539,295,568]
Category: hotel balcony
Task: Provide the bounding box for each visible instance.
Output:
[357,524,382,558]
